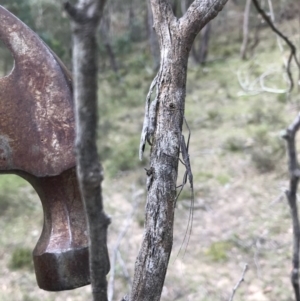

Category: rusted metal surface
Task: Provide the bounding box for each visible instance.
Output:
[0,5,74,177]
[21,168,90,291]
[0,5,91,291]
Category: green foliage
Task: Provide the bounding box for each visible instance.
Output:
[176,187,192,202]
[250,149,278,173]
[277,93,288,103]
[0,175,29,216]
[129,20,146,42]
[113,34,132,56]
[222,136,245,152]
[216,174,230,185]
[248,125,285,173]
[246,103,285,127]
[0,193,14,216]
[0,1,36,74]
[1,0,35,30]
[39,32,66,60]
[1,1,72,68]
[207,110,220,121]
[209,40,240,59]
[9,247,33,270]
[105,136,145,177]
[0,175,27,192]
[195,171,214,182]
[34,2,71,66]
[205,241,232,262]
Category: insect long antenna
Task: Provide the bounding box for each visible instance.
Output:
[174,117,194,260]
[184,116,191,151]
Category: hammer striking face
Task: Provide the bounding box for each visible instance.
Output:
[0,5,92,291]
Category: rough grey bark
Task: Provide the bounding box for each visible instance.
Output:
[132,1,228,300]
[64,1,110,301]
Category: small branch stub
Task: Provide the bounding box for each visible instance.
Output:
[228,264,248,301]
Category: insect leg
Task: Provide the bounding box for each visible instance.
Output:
[175,170,188,205]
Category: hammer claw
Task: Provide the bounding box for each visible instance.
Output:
[0,5,93,291]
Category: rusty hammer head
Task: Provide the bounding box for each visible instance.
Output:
[0,5,91,291]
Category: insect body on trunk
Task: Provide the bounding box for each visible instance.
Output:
[176,117,194,256]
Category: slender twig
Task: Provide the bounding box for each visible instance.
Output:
[259,70,290,93]
[228,264,248,301]
[253,232,267,279]
[237,68,289,95]
[240,0,251,60]
[267,0,287,67]
[117,250,132,289]
[282,113,300,301]
[269,191,285,206]
[252,0,300,92]
[107,189,143,301]
[253,245,261,279]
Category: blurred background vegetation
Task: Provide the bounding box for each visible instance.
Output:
[0,0,299,300]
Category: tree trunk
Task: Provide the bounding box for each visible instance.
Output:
[64,1,110,301]
[133,26,189,301]
[131,1,229,300]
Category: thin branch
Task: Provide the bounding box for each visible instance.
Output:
[240,0,251,60]
[259,70,290,94]
[117,250,132,289]
[179,0,228,40]
[236,68,289,95]
[252,0,300,92]
[267,0,287,67]
[282,113,300,301]
[64,2,84,22]
[253,244,261,279]
[253,232,268,279]
[228,264,248,301]
[65,1,109,301]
